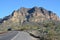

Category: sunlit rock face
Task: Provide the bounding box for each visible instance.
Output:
[0,7,60,23]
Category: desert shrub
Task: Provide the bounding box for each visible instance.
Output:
[7,28,12,31]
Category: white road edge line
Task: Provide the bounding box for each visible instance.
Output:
[11,31,20,40]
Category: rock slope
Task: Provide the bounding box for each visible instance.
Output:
[0,7,60,40]
[0,7,60,23]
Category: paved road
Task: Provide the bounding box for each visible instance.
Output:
[0,31,18,40]
[11,31,38,40]
[0,31,38,40]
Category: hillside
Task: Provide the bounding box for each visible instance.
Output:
[0,7,60,40]
[0,7,60,23]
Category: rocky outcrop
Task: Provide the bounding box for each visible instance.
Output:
[0,7,60,40]
[10,7,59,23]
[27,30,47,40]
[0,7,60,23]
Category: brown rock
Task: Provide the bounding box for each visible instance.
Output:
[0,7,60,23]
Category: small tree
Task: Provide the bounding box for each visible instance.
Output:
[7,28,12,31]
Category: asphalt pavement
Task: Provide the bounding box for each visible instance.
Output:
[0,31,38,40]
[0,31,18,40]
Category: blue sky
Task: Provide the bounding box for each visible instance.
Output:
[0,0,60,18]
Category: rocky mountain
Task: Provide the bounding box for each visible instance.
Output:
[0,7,60,24]
[0,7,60,40]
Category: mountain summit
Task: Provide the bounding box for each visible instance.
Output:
[0,7,60,23]
[0,7,60,31]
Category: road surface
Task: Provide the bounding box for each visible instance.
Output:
[0,31,18,40]
[0,31,38,40]
[11,31,38,40]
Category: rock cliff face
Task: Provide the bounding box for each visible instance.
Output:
[0,7,60,23]
[10,7,60,23]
